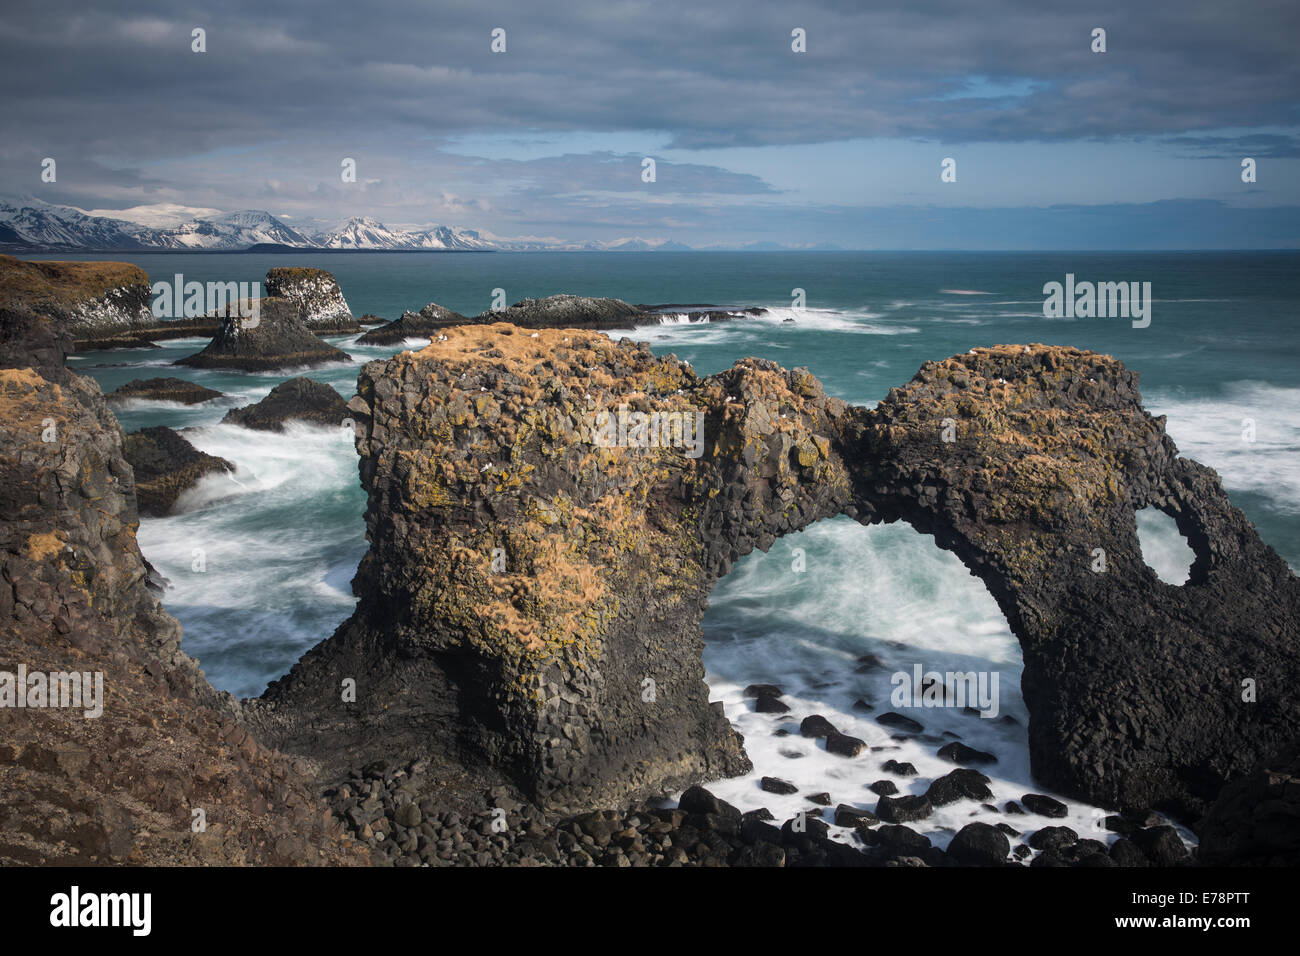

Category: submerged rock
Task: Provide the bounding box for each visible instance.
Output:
[107,377,224,405]
[175,297,351,372]
[122,426,234,516]
[221,377,350,432]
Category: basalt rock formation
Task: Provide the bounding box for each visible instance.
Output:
[264,267,360,333]
[107,377,225,406]
[121,426,234,516]
[0,255,152,341]
[472,295,647,330]
[221,377,350,432]
[255,327,1299,825]
[0,309,363,865]
[356,302,470,345]
[176,296,351,372]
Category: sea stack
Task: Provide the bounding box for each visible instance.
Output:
[221,377,350,431]
[175,296,351,372]
[264,267,360,333]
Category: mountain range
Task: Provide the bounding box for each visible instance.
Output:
[0,199,704,253]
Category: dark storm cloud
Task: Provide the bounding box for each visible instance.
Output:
[0,0,1296,243]
[2,0,1296,158]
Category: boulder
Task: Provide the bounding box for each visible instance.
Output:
[221,377,349,431]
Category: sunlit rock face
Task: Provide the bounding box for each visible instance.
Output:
[257,328,1299,821]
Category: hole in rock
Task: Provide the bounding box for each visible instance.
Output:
[697,515,1114,853]
[1135,506,1196,586]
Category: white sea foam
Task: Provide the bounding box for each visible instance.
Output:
[689,517,1197,858]
[1148,382,1300,515]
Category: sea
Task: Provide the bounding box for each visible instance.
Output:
[57,249,1300,855]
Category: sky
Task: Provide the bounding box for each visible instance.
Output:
[1,0,1298,248]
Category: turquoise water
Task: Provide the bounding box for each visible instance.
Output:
[64,250,1300,696]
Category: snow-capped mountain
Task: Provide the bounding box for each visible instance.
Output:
[160,209,315,249]
[314,216,494,250]
[0,198,694,253]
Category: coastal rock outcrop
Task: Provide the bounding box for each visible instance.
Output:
[122,426,234,516]
[0,255,152,340]
[175,296,351,372]
[356,302,469,345]
[256,328,1299,825]
[107,377,224,405]
[264,267,359,333]
[0,310,363,865]
[472,294,648,330]
[221,377,350,431]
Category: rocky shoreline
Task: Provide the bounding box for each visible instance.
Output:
[0,259,1296,867]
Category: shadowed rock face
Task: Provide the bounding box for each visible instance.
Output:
[254,326,1299,820]
[175,297,351,372]
[0,312,364,865]
[121,426,234,516]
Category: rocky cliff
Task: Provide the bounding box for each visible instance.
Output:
[0,308,365,865]
[264,267,359,332]
[0,255,152,340]
[255,328,1299,824]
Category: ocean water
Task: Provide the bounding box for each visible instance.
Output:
[64,250,1300,854]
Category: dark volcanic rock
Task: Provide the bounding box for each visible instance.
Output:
[937,741,998,766]
[947,822,1011,866]
[743,684,783,698]
[475,295,648,330]
[869,780,899,796]
[876,712,924,733]
[876,794,933,824]
[1198,740,1300,866]
[1028,826,1079,852]
[248,331,1297,839]
[1021,793,1069,818]
[356,302,469,344]
[0,316,362,865]
[755,693,791,714]
[925,768,994,806]
[107,377,224,405]
[825,731,866,757]
[1130,825,1190,866]
[175,297,351,372]
[800,715,838,738]
[221,377,350,432]
[122,426,234,516]
[882,759,919,777]
[761,777,798,795]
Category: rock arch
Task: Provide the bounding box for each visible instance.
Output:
[253,326,1300,821]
